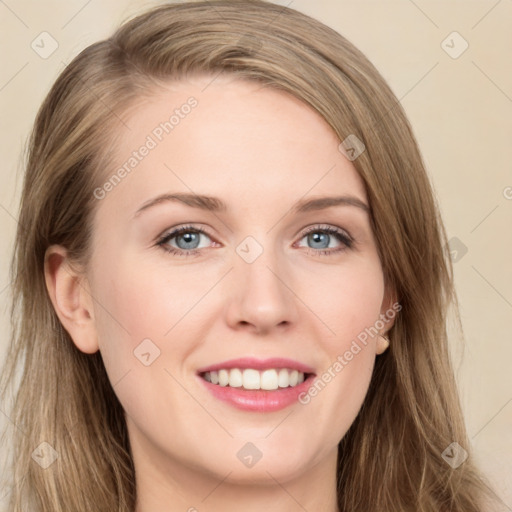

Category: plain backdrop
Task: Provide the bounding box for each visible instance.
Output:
[1,0,511,509]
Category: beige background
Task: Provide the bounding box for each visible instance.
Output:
[1,0,511,509]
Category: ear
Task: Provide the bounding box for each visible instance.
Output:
[376,284,399,355]
[44,245,99,354]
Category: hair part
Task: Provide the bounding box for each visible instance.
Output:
[1,1,493,510]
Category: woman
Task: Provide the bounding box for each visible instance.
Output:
[0,1,495,510]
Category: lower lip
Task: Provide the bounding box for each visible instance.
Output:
[197,374,315,412]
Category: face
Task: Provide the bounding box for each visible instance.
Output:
[81,76,394,489]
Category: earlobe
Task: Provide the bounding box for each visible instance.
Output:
[44,245,99,354]
[376,285,399,355]
[376,334,390,355]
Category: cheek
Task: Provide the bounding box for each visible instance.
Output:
[87,251,204,390]
[90,251,211,344]
[87,254,206,431]
[298,323,377,457]
[296,260,383,438]
[308,257,385,351]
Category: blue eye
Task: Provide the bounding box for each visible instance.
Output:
[295,225,353,255]
[156,224,354,257]
[157,225,212,257]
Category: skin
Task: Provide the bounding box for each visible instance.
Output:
[45,75,395,512]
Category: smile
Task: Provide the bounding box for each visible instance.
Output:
[196,357,316,412]
[201,368,307,390]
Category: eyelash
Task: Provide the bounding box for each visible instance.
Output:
[155,224,354,258]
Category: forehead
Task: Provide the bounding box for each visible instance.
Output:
[96,76,367,218]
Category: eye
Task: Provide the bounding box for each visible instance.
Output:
[156,223,354,258]
[156,225,215,257]
[295,224,353,256]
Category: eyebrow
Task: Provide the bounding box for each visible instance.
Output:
[133,192,370,218]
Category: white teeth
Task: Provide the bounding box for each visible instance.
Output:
[260,369,278,390]
[218,369,229,387]
[229,368,243,388]
[243,369,260,390]
[202,368,307,390]
[278,368,289,387]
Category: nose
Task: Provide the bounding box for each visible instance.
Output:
[224,243,300,335]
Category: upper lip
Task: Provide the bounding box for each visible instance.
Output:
[196,357,315,374]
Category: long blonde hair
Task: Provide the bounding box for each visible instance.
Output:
[1,1,493,510]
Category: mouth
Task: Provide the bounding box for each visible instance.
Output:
[196,357,316,412]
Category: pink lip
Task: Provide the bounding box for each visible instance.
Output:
[196,357,316,412]
[197,374,315,412]
[196,357,315,374]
